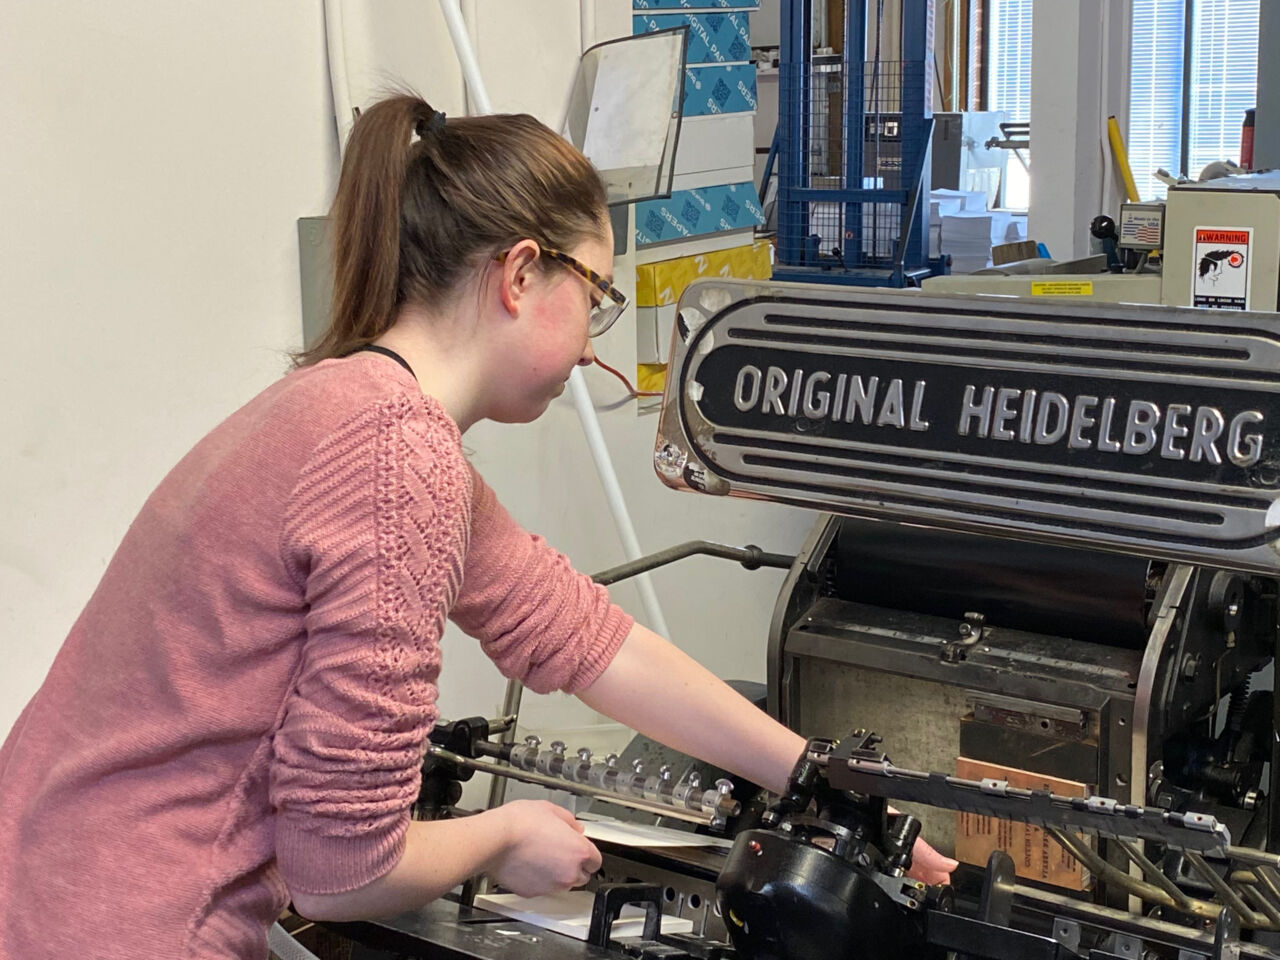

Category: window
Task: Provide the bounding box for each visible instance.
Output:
[1127,0,1259,201]
[988,0,1033,124]
[987,0,1033,208]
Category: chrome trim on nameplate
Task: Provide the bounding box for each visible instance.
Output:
[654,279,1280,575]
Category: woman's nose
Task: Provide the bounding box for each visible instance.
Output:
[577,339,596,366]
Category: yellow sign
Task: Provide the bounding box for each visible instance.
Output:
[636,239,773,307]
[1030,281,1094,297]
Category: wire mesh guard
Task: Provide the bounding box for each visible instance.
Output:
[778,58,930,271]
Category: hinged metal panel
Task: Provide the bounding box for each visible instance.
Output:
[654,279,1280,575]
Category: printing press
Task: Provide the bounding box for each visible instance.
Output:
[330,281,1280,960]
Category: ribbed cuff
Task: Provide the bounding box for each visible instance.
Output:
[563,602,634,694]
[276,814,409,895]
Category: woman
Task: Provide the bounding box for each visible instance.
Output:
[0,95,954,960]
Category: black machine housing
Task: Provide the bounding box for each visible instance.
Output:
[769,514,1277,898]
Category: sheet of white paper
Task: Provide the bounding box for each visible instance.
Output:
[579,818,733,849]
[475,891,694,941]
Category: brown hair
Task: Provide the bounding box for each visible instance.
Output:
[296,94,609,366]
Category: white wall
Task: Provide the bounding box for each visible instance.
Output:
[1,2,338,731]
[1,2,814,754]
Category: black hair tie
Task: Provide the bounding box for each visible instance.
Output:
[415,110,447,138]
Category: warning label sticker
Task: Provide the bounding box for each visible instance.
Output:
[1193,226,1252,310]
[1031,281,1094,297]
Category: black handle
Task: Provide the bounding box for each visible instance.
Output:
[586,883,663,947]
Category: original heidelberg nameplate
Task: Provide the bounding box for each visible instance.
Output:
[653,279,1280,575]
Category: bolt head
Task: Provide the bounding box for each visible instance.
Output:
[1181,655,1199,680]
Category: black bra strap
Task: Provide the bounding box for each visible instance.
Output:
[349,344,416,381]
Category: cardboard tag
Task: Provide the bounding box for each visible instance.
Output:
[955,757,1091,890]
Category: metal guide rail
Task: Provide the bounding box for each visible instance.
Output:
[654,279,1280,575]
[421,717,741,828]
[819,738,1280,937]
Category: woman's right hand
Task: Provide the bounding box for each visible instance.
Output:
[487,799,602,897]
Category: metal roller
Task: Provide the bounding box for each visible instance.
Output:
[833,517,1154,647]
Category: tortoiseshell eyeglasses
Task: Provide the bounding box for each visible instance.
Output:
[497,246,629,338]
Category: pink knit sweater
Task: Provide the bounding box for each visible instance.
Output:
[0,354,633,959]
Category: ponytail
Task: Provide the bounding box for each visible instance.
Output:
[296,93,608,368]
[296,96,435,367]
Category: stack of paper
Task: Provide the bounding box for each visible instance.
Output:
[474,891,695,941]
[930,188,988,216]
[930,188,991,264]
[933,187,1030,273]
[940,210,997,272]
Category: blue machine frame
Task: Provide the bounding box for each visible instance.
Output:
[774,0,948,287]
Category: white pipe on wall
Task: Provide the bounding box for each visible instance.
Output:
[439,0,493,114]
[566,372,670,637]
[322,0,355,146]
[579,0,596,51]
[437,0,671,638]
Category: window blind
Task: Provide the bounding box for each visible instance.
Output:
[1127,0,1259,201]
[1128,0,1185,200]
[1187,0,1259,177]
[988,0,1033,207]
[988,0,1033,123]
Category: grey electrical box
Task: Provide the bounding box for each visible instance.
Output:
[297,216,333,351]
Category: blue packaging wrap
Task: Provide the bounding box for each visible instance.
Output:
[634,0,757,9]
[682,63,756,115]
[634,0,752,8]
[633,182,764,246]
[633,11,751,63]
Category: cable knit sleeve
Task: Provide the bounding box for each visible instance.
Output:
[270,395,471,896]
[450,466,633,695]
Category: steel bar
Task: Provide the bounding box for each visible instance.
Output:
[591,541,795,586]
[1255,865,1280,909]
[426,745,719,826]
[1249,871,1280,929]
[1241,883,1280,928]
[822,750,1231,853]
[1044,828,1212,921]
[1112,837,1196,912]
[1014,885,1278,960]
[1228,847,1280,869]
[1131,564,1194,910]
[1183,850,1264,928]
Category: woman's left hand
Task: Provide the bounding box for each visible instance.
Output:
[907,836,959,885]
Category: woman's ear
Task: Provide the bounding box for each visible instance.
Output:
[497,239,542,317]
